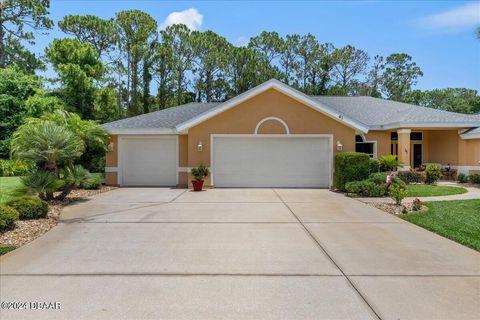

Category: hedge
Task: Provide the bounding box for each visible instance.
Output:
[6,197,48,220]
[334,152,370,191]
[0,205,19,231]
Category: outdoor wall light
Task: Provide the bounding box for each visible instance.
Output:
[336,141,343,151]
[107,142,114,152]
[197,141,203,152]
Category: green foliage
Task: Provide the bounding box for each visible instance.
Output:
[0,67,42,156]
[457,173,468,183]
[334,152,370,191]
[378,155,404,171]
[25,93,65,117]
[425,164,442,184]
[390,184,408,205]
[80,173,104,190]
[0,159,36,177]
[6,196,48,220]
[369,158,380,174]
[10,119,84,171]
[0,205,20,231]
[191,164,209,181]
[0,245,16,255]
[368,172,388,185]
[345,180,385,197]
[380,53,423,102]
[21,171,64,200]
[397,170,425,184]
[412,198,422,211]
[469,174,480,184]
[0,0,53,70]
[94,87,124,122]
[408,88,480,114]
[57,165,91,199]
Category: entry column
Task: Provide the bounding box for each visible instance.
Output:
[397,129,411,169]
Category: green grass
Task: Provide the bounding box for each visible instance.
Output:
[402,200,480,251]
[0,245,16,255]
[0,176,25,204]
[406,184,467,197]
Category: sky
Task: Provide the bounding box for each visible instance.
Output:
[34,0,480,91]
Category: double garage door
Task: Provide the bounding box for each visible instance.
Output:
[119,135,332,188]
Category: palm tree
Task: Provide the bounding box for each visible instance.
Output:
[10,120,84,172]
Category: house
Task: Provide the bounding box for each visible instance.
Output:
[103,79,480,188]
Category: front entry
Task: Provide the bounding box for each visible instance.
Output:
[412,144,422,168]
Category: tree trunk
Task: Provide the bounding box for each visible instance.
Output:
[0,17,5,68]
[56,184,76,201]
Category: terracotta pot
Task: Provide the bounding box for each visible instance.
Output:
[192,180,204,191]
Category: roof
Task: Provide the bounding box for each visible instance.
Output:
[103,102,220,134]
[103,79,480,135]
[460,127,480,140]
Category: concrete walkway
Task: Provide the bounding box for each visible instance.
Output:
[357,181,480,204]
[1,188,479,319]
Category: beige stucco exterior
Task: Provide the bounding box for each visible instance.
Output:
[104,88,480,187]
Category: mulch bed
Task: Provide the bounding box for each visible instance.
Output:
[368,201,428,216]
[0,186,116,248]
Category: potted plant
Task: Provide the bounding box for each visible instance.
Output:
[190,164,209,191]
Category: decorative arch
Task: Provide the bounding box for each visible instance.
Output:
[254,116,290,135]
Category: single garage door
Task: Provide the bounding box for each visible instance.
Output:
[212,135,332,188]
[119,136,177,186]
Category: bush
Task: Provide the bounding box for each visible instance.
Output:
[397,170,425,184]
[390,184,408,205]
[369,172,388,185]
[379,155,404,171]
[6,197,48,220]
[425,164,442,184]
[0,205,20,231]
[80,174,104,190]
[412,198,423,211]
[469,174,480,184]
[334,152,370,191]
[0,159,36,177]
[345,180,385,197]
[191,164,209,181]
[369,158,380,173]
[457,173,469,183]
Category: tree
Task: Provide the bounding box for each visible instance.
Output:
[0,67,42,156]
[248,31,283,81]
[332,45,369,94]
[46,38,105,119]
[161,24,194,106]
[279,34,300,85]
[25,93,65,117]
[94,86,124,122]
[380,53,423,102]
[58,14,117,57]
[191,30,231,102]
[10,120,84,173]
[0,0,53,70]
[227,46,263,96]
[153,40,175,109]
[408,88,480,114]
[115,10,157,116]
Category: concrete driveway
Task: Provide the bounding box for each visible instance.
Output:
[1,188,479,320]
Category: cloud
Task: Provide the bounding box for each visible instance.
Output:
[419,2,480,32]
[160,8,203,30]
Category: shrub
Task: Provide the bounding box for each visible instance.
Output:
[334,152,370,191]
[369,172,388,185]
[412,198,423,211]
[425,164,442,184]
[6,197,48,220]
[469,174,480,184]
[369,158,380,173]
[379,155,404,171]
[457,173,469,183]
[0,159,36,177]
[345,180,385,197]
[80,174,104,190]
[21,171,64,200]
[397,170,425,184]
[0,205,20,231]
[191,164,209,181]
[390,184,408,205]
[392,176,407,190]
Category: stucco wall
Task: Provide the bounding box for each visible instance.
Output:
[105,135,118,185]
[426,130,459,165]
[187,88,356,186]
[459,138,480,167]
[364,131,390,158]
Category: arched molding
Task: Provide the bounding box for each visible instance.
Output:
[254,116,290,134]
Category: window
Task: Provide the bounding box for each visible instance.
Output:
[391,132,398,141]
[356,135,376,158]
[410,132,423,141]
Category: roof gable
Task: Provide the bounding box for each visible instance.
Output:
[175,79,369,133]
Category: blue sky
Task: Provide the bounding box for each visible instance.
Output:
[35,0,480,91]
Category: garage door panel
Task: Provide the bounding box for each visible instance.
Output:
[213,136,331,188]
[120,136,177,186]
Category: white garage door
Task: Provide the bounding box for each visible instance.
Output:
[119,136,177,186]
[212,135,332,188]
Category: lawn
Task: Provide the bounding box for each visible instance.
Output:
[0,245,16,256]
[0,176,24,204]
[406,184,467,197]
[402,200,480,251]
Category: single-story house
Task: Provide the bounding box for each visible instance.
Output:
[103,79,480,188]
